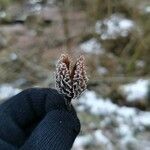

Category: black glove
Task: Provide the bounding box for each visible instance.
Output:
[0,88,80,150]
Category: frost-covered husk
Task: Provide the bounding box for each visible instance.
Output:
[55,54,88,100]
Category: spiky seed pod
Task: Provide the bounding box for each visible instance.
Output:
[72,56,88,99]
[55,54,72,99]
[55,54,88,104]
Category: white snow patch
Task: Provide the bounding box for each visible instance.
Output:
[79,91,117,116]
[80,38,104,54]
[144,6,150,13]
[97,66,108,75]
[0,84,21,101]
[47,0,55,5]
[120,79,149,102]
[76,90,150,149]
[94,130,110,145]
[73,134,92,149]
[29,0,42,4]
[116,124,133,138]
[133,112,150,127]
[10,53,18,61]
[78,90,150,128]
[73,130,112,150]
[95,14,135,39]
[0,11,6,18]
[116,106,137,119]
[136,60,145,68]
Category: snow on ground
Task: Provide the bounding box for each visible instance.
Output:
[73,134,92,149]
[95,14,135,39]
[78,90,150,128]
[0,81,149,150]
[144,6,150,13]
[0,84,21,101]
[78,90,150,127]
[74,86,150,150]
[9,52,18,61]
[79,38,104,54]
[78,91,117,116]
[0,11,6,19]
[73,130,113,150]
[120,79,149,102]
[136,60,145,68]
[97,66,108,75]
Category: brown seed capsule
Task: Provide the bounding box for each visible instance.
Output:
[55,54,88,102]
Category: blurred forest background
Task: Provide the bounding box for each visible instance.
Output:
[0,0,150,150]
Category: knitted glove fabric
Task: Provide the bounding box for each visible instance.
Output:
[0,88,80,150]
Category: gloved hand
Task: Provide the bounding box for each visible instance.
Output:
[0,88,80,150]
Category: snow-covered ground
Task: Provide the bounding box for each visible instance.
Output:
[144,6,150,13]
[97,66,108,75]
[95,14,135,39]
[0,84,21,101]
[120,79,149,102]
[0,81,149,150]
[73,79,150,150]
[77,90,150,127]
[79,38,104,54]
[73,130,113,150]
